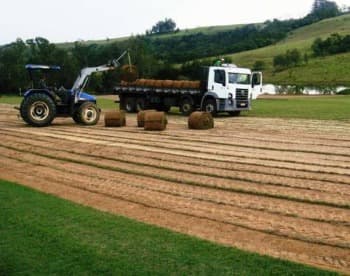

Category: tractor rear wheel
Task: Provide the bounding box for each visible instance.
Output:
[20,93,56,127]
[75,102,100,125]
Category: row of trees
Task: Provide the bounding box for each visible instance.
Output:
[0,36,164,93]
[312,33,350,56]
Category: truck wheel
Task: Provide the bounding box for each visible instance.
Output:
[135,98,146,112]
[228,111,241,116]
[119,96,126,110]
[202,98,217,116]
[179,98,194,116]
[125,97,136,113]
[20,93,56,127]
[75,102,100,125]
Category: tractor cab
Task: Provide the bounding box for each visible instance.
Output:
[25,64,73,105]
[26,64,61,88]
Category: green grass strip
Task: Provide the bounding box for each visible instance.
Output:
[0,179,338,275]
[2,94,350,120]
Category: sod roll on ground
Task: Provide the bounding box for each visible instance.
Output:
[188,111,214,130]
[104,110,126,127]
[144,111,167,131]
[137,109,157,127]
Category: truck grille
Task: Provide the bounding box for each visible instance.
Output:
[236,89,249,108]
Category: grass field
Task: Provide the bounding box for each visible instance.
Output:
[243,95,350,120]
[2,94,350,121]
[0,179,337,275]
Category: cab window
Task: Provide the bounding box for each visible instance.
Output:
[228,73,250,85]
[214,70,226,86]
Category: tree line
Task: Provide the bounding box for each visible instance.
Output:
[312,33,350,56]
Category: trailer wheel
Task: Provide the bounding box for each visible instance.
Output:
[125,97,136,113]
[202,98,217,116]
[20,93,56,127]
[75,102,100,125]
[179,97,194,116]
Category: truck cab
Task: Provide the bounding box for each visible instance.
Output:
[201,65,262,115]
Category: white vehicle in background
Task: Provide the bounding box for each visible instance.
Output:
[115,64,262,116]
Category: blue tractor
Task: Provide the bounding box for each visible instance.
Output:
[19,51,128,127]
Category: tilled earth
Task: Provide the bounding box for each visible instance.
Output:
[1,104,350,273]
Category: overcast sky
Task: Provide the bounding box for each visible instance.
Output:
[1,0,350,45]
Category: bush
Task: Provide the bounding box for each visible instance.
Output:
[253,60,266,71]
[273,49,302,70]
[337,88,350,95]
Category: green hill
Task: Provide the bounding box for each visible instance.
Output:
[56,23,246,49]
[56,13,350,86]
[227,14,350,85]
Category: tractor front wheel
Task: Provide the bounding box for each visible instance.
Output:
[20,93,56,127]
[74,102,100,125]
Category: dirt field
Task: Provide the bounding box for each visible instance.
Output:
[1,103,350,273]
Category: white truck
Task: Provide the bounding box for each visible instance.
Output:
[114,64,262,115]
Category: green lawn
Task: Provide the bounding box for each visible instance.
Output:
[1,94,350,120]
[0,180,337,275]
[243,96,350,120]
[0,95,22,105]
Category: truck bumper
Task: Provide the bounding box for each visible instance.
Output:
[218,98,251,112]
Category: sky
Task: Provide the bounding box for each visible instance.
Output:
[1,0,350,45]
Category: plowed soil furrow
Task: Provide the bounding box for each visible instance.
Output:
[3,129,350,186]
[2,141,350,208]
[93,122,350,152]
[2,136,350,198]
[1,152,349,250]
[138,127,350,148]
[41,126,350,163]
[2,136,350,225]
[6,127,350,174]
[2,104,350,273]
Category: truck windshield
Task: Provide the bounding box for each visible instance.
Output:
[228,73,250,85]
